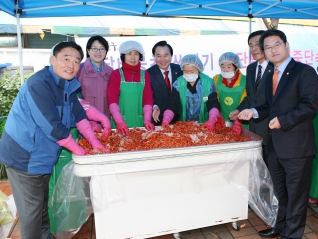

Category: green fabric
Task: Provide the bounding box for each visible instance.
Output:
[215,74,248,129]
[178,73,212,123]
[48,128,86,233]
[111,68,145,128]
[310,112,318,199]
[216,74,246,122]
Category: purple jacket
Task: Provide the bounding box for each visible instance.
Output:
[76,58,113,118]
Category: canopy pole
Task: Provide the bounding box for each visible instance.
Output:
[16,9,24,85]
[249,18,252,64]
[248,0,252,64]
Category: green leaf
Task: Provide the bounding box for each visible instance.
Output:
[0,70,33,116]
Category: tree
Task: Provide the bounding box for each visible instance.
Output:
[262,18,279,30]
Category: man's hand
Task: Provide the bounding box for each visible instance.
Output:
[238,109,254,121]
[229,110,239,121]
[152,106,160,123]
[269,117,281,129]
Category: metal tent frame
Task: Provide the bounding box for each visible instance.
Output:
[1,0,318,84]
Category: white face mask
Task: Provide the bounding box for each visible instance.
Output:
[183,73,198,83]
[221,71,235,79]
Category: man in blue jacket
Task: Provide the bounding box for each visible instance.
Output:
[0,41,107,239]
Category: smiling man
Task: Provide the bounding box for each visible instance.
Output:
[229,30,273,165]
[147,41,183,125]
[238,30,318,239]
[0,41,107,239]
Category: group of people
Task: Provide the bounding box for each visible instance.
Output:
[0,29,318,239]
[76,37,248,137]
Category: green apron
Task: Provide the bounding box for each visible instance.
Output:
[111,68,145,128]
[49,128,87,233]
[310,112,318,199]
[216,74,248,129]
[178,73,212,123]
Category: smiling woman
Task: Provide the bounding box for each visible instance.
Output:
[76,35,114,119]
[107,40,154,135]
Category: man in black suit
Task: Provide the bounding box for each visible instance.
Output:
[239,30,318,239]
[147,41,183,125]
[229,30,273,165]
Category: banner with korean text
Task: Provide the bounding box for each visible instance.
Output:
[76,34,318,77]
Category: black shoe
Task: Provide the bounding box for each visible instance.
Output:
[258,228,281,238]
[308,202,318,218]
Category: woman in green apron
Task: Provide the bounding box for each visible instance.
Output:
[213,52,247,135]
[161,54,222,132]
[107,40,154,135]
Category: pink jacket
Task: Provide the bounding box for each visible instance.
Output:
[76,58,113,119]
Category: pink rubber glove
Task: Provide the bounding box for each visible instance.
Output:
[109,103,129,135]
[202,108,220,132]
[143,105,155,131]
[116,122,130,135]
[162,110,174,126]
[232,119,242,135]
[57,134,87,155]
[76,119,110,153]
[216,115,226,127]
[86,106,111,138]
[89,121,101,132]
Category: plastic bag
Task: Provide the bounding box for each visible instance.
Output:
[222,141,278,227]
[49,161,92,239]
[0,191,14,226]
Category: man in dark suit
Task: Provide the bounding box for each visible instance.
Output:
[230,30,273,165]
[239,30,318,239]
[147,41,183,125]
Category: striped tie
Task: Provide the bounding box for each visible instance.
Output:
[255,65,262,91]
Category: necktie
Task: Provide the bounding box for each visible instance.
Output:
[255,65,262,91]
[164,71,171,93]
[272,69,279,95]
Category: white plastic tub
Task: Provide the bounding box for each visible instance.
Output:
[72,129,262,239]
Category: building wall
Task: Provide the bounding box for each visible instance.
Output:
[24,31,74,49]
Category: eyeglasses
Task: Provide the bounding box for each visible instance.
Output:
[90,48,106,53]
[264,42,284,52]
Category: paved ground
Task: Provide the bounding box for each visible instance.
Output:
[2,180,318,239]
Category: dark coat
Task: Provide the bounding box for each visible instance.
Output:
[237,61,274,145]
[255,58,318,158]
[147,63,183,125]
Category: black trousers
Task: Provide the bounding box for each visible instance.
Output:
[262,144,268,166]
[268,138,313,239]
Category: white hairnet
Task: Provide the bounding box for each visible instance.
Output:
[119,40,145,55]
[180,54,204,72]
[218,52,243,69]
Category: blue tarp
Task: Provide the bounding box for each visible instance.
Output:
[0,63,12,69]
[0,24,17,34]
[0,0,317,20]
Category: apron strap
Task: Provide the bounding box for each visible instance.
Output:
[119,68,145,84]
[119,68,125,83]
[140,70,145,84]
